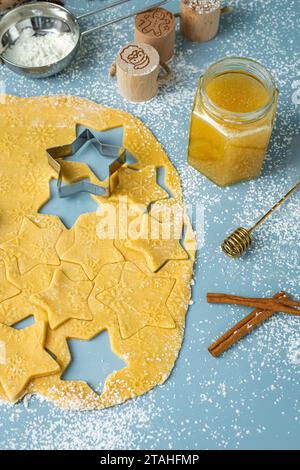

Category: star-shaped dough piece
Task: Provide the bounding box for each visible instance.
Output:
[61,213,124,280]
[0,261,54,326]
[0,320,60,402]
[0,217,62,274]
[125,214,188,272]
[111,166,169,207]
[97,262,176,339]
[31,269,94,329]
[0,259,20,303]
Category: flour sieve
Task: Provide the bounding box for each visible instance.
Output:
[0,0,169,78]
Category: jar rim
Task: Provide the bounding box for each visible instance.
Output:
[200,57,278,123]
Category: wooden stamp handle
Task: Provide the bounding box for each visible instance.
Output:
[109,63,117,78]
[221,6,234,15]
[158,62,171,84]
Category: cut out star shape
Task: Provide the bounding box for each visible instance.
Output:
[97,262,176,339]
[0,217,62,274]
[61,213,124,280]
[125,214,188,272]
[62,330,126,392]
[111,165,169,207]
[31,269,94,330]
[0,320,60,402]
[0,259,20,304]
[40,179,99,230]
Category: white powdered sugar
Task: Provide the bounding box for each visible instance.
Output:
[3,28,76,67]
[287,337,300,365]
[0,0,298,451]
[183,0,221,14]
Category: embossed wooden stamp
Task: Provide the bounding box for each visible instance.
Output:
[112,42,170,103]
[134,7,176,63]
[180,0,222,43]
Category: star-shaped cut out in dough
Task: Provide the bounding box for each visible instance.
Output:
[61,213,124,280]
[0,217,62,274]
[31,269,94,329]
[0,320,60,402]
[0,259,20,304]
[125,214,188,272]
[111,166,169,207]
[97,262,176,339]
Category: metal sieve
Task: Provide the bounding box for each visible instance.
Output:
[0,0,169,78]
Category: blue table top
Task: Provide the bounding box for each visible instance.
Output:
[0,0,299,450]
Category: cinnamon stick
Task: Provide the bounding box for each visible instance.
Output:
[277,298,300,308]
[208,291,287,357]
[206,293,300,316]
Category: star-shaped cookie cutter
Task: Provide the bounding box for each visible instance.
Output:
[46,128,127,198]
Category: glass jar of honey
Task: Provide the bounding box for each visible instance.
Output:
[188,57,278,186]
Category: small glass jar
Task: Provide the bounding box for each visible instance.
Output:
[187,57,279,186]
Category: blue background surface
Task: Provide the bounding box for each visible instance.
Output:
[0,0,299,450]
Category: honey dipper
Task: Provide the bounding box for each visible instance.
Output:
[222,179,300,258]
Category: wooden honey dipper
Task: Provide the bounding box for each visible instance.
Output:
[222,179,300,258]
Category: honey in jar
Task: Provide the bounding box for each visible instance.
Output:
[188,58,278,186]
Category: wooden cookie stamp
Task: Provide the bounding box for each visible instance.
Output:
[180,0,222,43]
[134,7,176,63]
[112,42,171,102]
